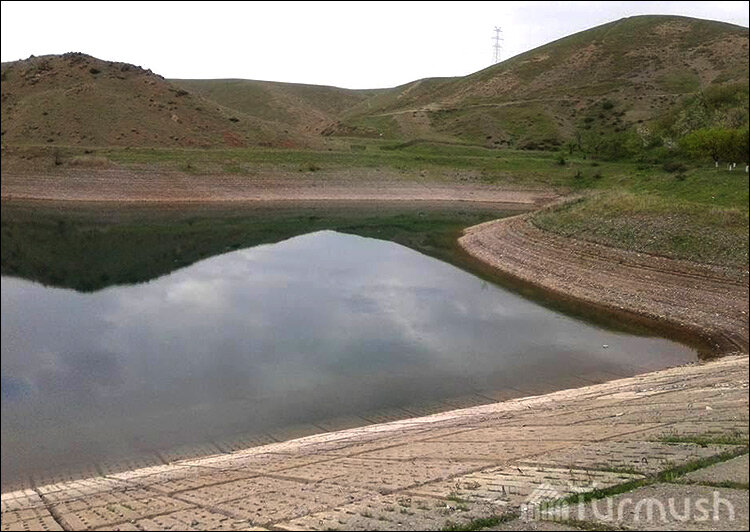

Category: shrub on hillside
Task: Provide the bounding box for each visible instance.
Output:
[300,163,321,172]
[662,161,688,173]
[703,82,749,111]
[68,155,109,167]
[592,132,637,161]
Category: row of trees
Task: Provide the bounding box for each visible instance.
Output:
[570,124,748,166]
[680,127,749,165]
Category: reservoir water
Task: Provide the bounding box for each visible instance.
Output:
[1,230,695,488]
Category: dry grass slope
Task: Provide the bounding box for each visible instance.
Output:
[0,53,305,148]
[172,78,384,136]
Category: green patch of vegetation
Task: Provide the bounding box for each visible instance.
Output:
[657,446,749,483]
[657,84,749,142]
[659,71,701,94]
[299,162,322,172]
[682,127,749,164]
[680,479,749,490]
[551,477,650,509]
[27,143,577,189]
[532,190,749,267]
[446,492,468,504]
[351,114,403,139]
[540,447,749,525]
[442,512,518,532]
[703,82,750,111]
[428,104,563,150]
[544,517,626,531]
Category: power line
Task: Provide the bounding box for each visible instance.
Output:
[493,26,503,64]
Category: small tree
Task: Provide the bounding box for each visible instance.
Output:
[728,127,749,165]
[681,128,725,164]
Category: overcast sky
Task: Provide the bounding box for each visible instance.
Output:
[1,1,748,89]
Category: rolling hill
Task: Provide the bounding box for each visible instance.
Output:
[1,16,747,151]
[327,15,749,149]
[0,53,304,148]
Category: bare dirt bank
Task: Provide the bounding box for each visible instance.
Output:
[459,214,749,355]
[0,167,557,205]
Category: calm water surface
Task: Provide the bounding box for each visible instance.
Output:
[1,230,695,487]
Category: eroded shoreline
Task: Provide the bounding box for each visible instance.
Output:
[458,214,749,356]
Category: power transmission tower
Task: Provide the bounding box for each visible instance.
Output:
[493,26,503,64]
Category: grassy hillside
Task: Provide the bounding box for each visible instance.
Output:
[172,79,383,136]
[329,16,749,150]
[533,191,748,268]
[0,53,305,148]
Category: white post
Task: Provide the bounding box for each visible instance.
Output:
[715,161,719,168]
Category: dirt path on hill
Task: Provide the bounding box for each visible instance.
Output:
[459,214,750,356]
[370,94,697,117]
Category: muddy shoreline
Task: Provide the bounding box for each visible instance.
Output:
[0,167,558,205]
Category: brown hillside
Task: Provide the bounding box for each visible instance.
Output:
[0,53,303,148]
